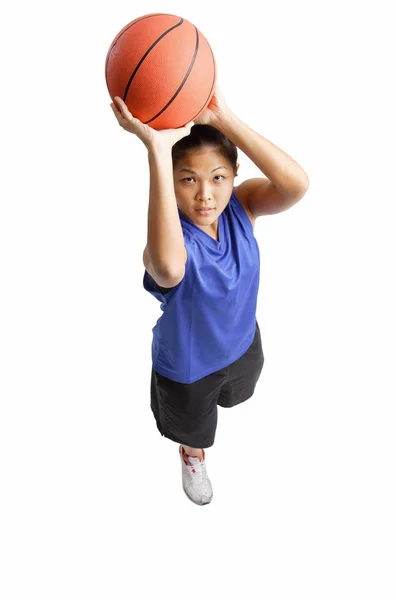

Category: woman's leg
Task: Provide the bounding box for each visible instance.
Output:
[182,444,204,458]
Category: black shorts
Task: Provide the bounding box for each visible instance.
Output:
[150,321,265,448]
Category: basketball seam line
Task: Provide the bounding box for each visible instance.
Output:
[144,26,199,125]
[123,18,184,104]
[105,13,169,87]
[189,41,216,123]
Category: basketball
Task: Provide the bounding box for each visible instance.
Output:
[105,13,216,130]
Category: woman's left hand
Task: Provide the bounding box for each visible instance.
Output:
[193,84,232,126]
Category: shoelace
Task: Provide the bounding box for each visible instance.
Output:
[183,454,206,482]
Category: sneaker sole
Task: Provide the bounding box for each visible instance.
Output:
[182,485,213,505]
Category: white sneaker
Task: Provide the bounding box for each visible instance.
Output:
[179,445,213,505]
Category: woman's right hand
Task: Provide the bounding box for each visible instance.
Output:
[110,97,194,150]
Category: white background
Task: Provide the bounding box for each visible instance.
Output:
[1,0,395,598]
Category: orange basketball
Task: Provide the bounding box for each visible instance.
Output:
[105,13,216,130]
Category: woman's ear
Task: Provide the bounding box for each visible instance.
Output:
[235,162,240,176]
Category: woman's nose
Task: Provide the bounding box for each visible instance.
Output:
[197,183,211,201]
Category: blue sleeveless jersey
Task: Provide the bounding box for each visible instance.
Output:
[143,187,260,383]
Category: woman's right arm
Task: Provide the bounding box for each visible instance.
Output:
[146,144,187,282]
[110,96,192,283]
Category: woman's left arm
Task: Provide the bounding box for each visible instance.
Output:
[215,111,309,196]
[195,86,309,197]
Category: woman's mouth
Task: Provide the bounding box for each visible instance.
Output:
[196,208,214,215]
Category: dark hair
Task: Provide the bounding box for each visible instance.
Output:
[172,125,238,176]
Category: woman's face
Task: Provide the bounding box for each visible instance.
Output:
[173,147,237,231]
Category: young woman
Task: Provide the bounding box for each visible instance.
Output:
[110,87,309,505]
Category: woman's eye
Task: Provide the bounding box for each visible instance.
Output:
[181,175,224,183]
